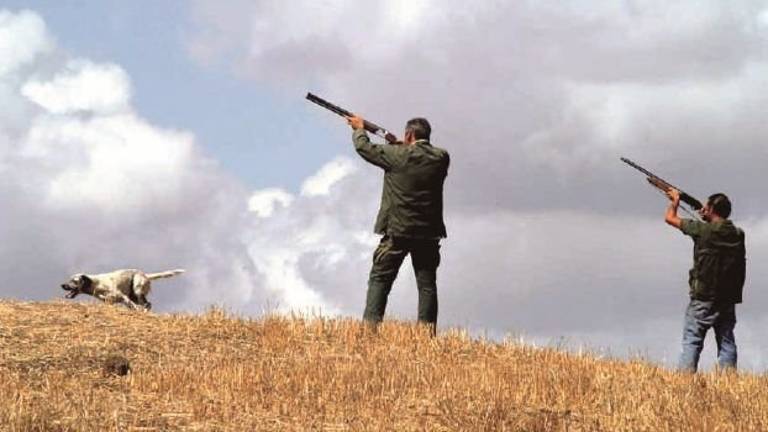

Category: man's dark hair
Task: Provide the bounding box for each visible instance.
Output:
[708,193,732,218]
[405,118,431,141]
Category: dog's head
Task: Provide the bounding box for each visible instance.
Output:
[61,274,92,299]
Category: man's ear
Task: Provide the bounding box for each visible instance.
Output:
[699,205,712,220]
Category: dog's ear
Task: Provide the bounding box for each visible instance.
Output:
[80,275,92,291]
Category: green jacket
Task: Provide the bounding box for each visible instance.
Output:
[680,219,746,303]
[353,129,449,239]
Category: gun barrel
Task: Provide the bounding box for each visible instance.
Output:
[306,92,352,117]
[620,157,656,178]
[305,92,394,141]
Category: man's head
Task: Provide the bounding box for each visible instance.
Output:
[403,118,431,145]
[700,193,732,222]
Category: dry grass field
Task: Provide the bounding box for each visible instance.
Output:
[0,300,767,431]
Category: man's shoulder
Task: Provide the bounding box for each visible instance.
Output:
[680,219,744,241]
[720,219,743,231]
[424,142,449,159]
[680,219,709,237]
[716,220,746,240]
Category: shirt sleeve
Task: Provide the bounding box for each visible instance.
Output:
[353,129,402,170]
[680,219,706,239]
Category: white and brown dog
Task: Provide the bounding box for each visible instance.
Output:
[61,269,185,310]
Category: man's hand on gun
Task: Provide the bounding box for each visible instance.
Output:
[346,114,399,144]
[666,187,681,205]
[346,114,365,131]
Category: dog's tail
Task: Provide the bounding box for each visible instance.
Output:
[146,269,186,280]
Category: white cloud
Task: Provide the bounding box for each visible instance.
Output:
[21,113,197,213]
[244,158,379,314]
[22,60,131,114]
[0,10,51,76]
[300,156,357,197]
[248,188,293,217]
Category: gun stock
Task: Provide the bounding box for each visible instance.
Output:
[306,92,398,143]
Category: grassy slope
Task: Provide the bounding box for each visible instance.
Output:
[0,300,766,431]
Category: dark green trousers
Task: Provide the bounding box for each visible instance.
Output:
[362,235,441,326]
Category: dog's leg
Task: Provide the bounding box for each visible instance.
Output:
[137,294,152,310]
[106,292,141,310]
[95,292,110,303]
[132,274,153,311]
[121,294,142,311]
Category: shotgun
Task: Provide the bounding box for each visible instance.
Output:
[306,92,398,143]
[621,157,703,217]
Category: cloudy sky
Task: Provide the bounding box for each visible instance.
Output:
[2,1,768,370]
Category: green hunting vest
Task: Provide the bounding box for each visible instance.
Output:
[680,219,746,303]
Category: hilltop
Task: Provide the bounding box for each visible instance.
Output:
[0,301,765,431]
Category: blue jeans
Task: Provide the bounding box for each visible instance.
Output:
[678,299,737,372]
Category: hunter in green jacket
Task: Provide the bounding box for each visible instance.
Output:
[346,115,449,333]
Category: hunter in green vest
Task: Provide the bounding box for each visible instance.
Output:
[665,189,746,372]
[346,115,449,334]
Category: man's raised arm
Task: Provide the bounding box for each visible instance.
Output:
[347,115,400,170]
[665,188,683,229]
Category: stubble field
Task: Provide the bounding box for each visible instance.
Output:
[0,300,766,431]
